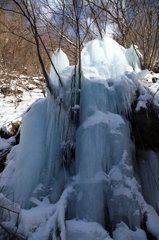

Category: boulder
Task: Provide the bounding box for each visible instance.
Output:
[0,120,21,140]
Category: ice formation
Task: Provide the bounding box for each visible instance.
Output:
[1,36,159,240]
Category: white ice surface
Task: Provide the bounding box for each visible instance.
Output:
[1,99,47,208]
[82,110,125,133]
[50,48,69,85]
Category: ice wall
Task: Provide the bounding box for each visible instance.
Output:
[1,36,159,240]
[1,99,47,209]
[44,50,76,204]
[74,36,142,229]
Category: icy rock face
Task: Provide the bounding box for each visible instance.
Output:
[3,99,47,208]
[75,36,142,230]
[75,112,133,226]
[1,36,159,240]
[45,51,75,204]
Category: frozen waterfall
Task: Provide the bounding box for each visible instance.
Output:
[1,36,159,240]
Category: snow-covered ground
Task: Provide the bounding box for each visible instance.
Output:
[0,73,45,174]
[1,69,159,133]
[0,73,45,130]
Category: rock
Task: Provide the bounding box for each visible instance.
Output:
[131,103,159,149]
[0,148,10,173]
[0,120,21,140]
[152,60,159,73]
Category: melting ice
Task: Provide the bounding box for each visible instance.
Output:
[1,36,159,240]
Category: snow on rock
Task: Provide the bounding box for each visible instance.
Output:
[113,222,147,240]
[135,93,153,111]
[146,205,159,239]
[0,73,44,131]
[17,186,73,240]
[136,69,150,81]
[0,137,14,151]
[0,145,18,188]
[82,110,125,130]
[66,219,112,240]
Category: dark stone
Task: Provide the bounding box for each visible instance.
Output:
[1,86,23,97]
[0,126,9,139]
[0,120,21,139]
[0,121,21,172]
[0,148,11,173]
[153,64,159,73]
[15,130,20,144]
[152,77,157,83]
[131,104,159,150]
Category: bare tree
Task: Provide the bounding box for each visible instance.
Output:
[1,0,159,72]
[88,0,159,70]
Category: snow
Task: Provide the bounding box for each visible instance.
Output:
[0,79,44,130]
[66,219,112,240]
[1,36,159,240]
[0,145,18,189]
[135,93,153,111]
[82,110,125,133]
[113,222,147,240]
[0,137,12,151]
[17,186,73,240]
[109,166,122,182]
